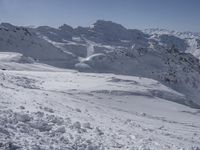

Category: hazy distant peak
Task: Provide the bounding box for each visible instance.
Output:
[59,24,74,32]
[0,22,16,29]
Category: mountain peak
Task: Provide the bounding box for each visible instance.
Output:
[93,20,127,31]
[0,22,16,29]
[59,24,73,32]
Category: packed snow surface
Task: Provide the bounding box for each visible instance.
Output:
[0,60,200,150]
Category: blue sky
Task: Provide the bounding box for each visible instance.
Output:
[0,0,199,31]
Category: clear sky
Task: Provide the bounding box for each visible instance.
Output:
[0,0,199,32]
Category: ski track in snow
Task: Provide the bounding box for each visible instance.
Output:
[0,67,200,150]
[87,43,94,57]
[84,39,95,57]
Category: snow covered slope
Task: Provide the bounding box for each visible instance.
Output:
[0,52,65,71]
[0,63,200,149]
[0,23,78,68]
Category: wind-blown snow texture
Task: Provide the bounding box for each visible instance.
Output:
[0,21,200,149]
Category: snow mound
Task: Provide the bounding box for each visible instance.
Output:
[0,52,34,63]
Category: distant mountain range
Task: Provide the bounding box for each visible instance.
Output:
[0,20,200,108]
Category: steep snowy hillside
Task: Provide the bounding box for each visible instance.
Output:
[0,62,200,149]
[0,23,78,68]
